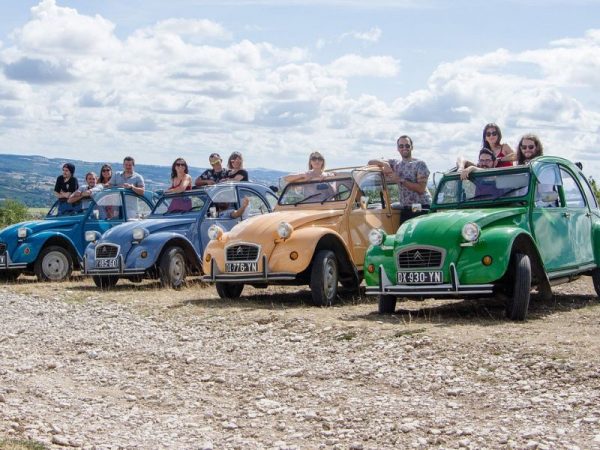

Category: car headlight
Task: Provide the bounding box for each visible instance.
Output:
[208,224,224,240]
[17,227,28,239]
[368,228,386,246]
[461,222,480,242]
[277,222,294,239]
[132,228,146,241]
[85,230,101,242]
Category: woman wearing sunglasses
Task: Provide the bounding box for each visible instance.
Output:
[482,123,514,167]
[516,134,544,165]
[166,158,192,193]
[222,151,249,182]
[98,164,113,188]
[283,151,335,183]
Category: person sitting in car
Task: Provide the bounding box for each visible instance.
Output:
[214,197,250,219]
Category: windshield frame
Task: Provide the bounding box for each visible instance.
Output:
[151,190,209,216]
[278,175,355,206]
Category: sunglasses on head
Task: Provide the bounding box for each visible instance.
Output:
[397,144,411,149]
[521,144,535,150]
[486,131,498,137]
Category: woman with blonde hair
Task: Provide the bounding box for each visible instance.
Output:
[223,151,249,181]
[283,151,334,183]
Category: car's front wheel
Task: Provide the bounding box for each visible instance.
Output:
[309,250,338,306]
[34,245,73,281]
[378,295,397,314]
[592,268,600,298]
[159,246,187,289]
[506,253,531,321]
[216,282,244,299]
[93,275,119,290]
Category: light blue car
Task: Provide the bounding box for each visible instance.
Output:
[0,188,156,282]
[82,182,278,289]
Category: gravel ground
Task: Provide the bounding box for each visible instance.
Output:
[1,277,600,449]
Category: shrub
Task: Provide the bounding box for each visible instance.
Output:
[0,199,29,227]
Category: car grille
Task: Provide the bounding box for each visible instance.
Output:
[0,243,6,256]
[96,244,118,259]
[226,244,260,262]
[397,248,443,269]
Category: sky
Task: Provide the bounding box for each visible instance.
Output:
[0,0,600,177]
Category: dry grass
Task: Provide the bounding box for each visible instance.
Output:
[0,439,47,450]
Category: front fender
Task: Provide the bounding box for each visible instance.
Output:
[14,231,79,264]
[364,234,396,287]
[126,232,200,271]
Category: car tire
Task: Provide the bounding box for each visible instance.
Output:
[159,246,187,289]
[506,253,531,321]
[378,295,397,314]
[216,282,244,299]
[592,268,600,298]
[93,275,119,290]
[34,245,73,281]
[309,250,338,306]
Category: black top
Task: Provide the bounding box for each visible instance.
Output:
[225,169,249,182]
[54,175,79,201]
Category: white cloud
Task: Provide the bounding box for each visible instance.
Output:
[328,54,399,77]
[342,27,382,43]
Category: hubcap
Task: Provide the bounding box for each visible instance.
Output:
[169,254,185,284]
[323,259,336,300]
[43,251,69,280]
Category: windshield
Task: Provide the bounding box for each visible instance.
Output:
[435,171,530,206]
[152,192,207,215]
[279,177,354,205]
[46,201,87,217]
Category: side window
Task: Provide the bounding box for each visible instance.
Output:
[91,192,123,220]
[387,182,400,205]
[358,173,386,210]
[560,169,586,208]
[265,192,278,210]
[535,164,561,208]
[580,176,599,209]
[125,194,152,220]
[240,189,270,217]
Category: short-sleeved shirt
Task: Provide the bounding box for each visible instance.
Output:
[224,169,249,181]
[389,158,432,207]
[199,168,229,183]
[75,184,104,209]
[54,175,79,202]
[112,171,145,188]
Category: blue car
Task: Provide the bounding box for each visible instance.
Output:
[82,182,278,289]
[0,188,156,282]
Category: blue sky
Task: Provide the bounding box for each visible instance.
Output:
[1,0,599,177]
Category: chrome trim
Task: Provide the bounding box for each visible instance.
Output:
[224,242,261,263]
[0,250,27,270]
[395,244,446,270]
[204,254,296,283]
[547,263,597,279]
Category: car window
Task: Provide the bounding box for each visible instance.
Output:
[153,194,205,215]
[358,173,386,209]
[387,182,400,206]
[278,177,353,205]
[125,193,152,220]
[560,168,586,208]
[240,189,270,217]
[436,172,530,205]
[90,192,123,220]
[580,176,599,209]
[265,192,278,210]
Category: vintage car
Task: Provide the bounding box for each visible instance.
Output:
[364,156,600,320]
[202,167,404,305]
[0,188,156,282]
[82,182,278,289]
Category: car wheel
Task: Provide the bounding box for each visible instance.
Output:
[93,275,119,290]
[34,245,73,281]
[216,282,244,299]
[592,268,600,298]
[0,271,20,282]
[159,247,187,289]
[378,295,397,314]
[309,250,338,306]
[506,253,531,321]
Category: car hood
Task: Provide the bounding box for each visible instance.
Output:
[0,217,81,239]
[396,207,527,245]
[225,209,345,241]
[100,217,196,241]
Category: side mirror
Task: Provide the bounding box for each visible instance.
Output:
[360,195,369,210]
[93,210,100,220]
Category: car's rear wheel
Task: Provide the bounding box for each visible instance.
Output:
[309,250,338,306]
[34,245,73,281]
[93,275,119,290]
[159,246,187,289]
[592,268,600,298]
[378,295,397,314]
[506,253,531,321]
[216,282,244,299]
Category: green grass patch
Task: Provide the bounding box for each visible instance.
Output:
[0,439,48,450]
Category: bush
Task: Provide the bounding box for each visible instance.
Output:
[0,199,29,227]
[589,177,600,204]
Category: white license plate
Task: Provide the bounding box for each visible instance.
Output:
[225,262,258,273]
[0,254,5,265]
[96,258,118,269]
[397,271,443,284]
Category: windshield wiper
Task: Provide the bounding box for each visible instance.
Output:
[320,191,344,204]
[490,186,528,201]
[293,193,322,206]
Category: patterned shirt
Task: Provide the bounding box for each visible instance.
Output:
[199,168,229,183]
[389,158,432,207]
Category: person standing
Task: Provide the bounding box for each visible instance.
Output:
[223,151,249,181]
[516,134,544,165]
[68,172,103,210]
[482,123,514,167]
[98,163,113,188]
[368,135,432,221]
[283,151,334,183]
[195,153,230,186]
[111,156,145,195]
[166,158,193,193]
[54,163,79,215]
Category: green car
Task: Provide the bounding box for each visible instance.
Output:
[364,156,600,320]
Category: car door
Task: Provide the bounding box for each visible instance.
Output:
[239,188,273,218]
[123,192,153,220]
[82,191,126,252]
[348,171,396,266]
[198,186,241,254]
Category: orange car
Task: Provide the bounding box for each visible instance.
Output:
[203,166,405,306]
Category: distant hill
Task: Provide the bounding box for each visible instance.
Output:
[0,154,287,207]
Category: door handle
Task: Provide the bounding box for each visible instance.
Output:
[562,212,571,218]
[586,212,592,218]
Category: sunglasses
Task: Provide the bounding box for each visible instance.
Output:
[520,144,535,150]
[485,131,498,137]
[175,162,186,167]
[479,158,494,164]
[397,144,411,149]
[102,168,111,172]
[310,156,324,161]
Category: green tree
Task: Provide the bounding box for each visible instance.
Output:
[0,199,29,227]
[589,177,600,204]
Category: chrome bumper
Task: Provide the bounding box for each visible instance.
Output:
[202,255,296,283]
[365,263,494,297]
